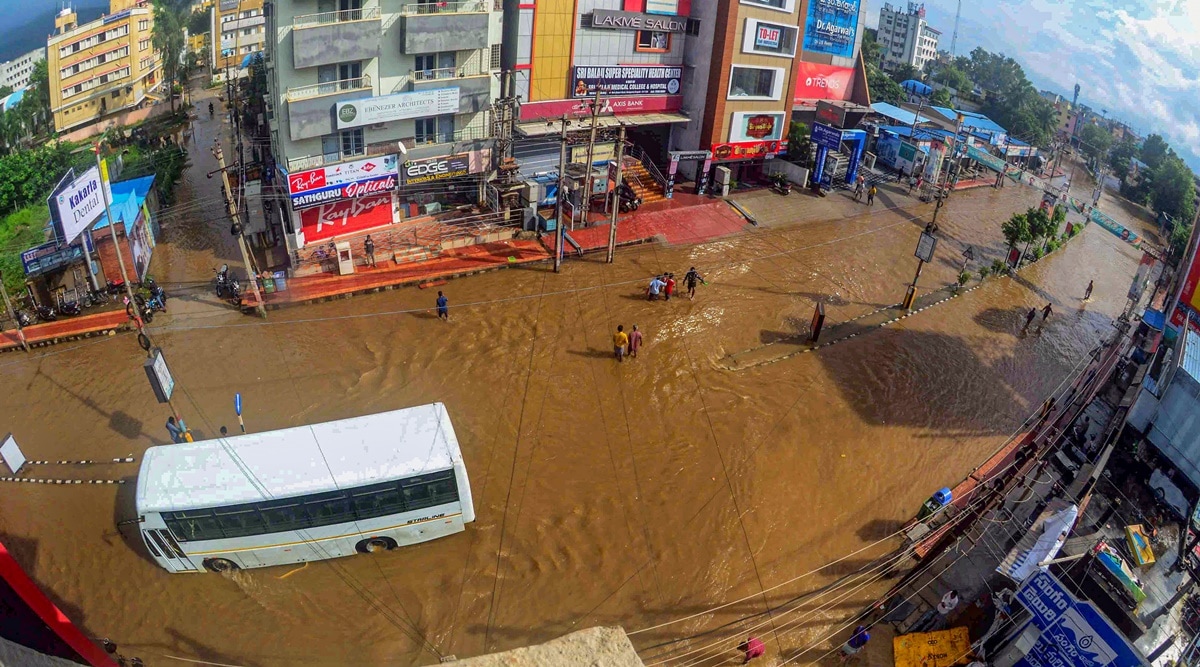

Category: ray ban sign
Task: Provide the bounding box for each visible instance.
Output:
[590,9,688,33]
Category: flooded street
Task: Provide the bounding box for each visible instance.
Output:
[0,97,1153,666]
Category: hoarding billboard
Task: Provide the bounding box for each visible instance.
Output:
[794,62,854,102]
[802,0,861,59]
[335,89,460,130]
[54,167,105,245]
[571,66,682,98]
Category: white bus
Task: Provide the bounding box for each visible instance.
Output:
[134,403,474,573]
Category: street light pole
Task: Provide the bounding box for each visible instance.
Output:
[606,124,626,264]
[211,143,266,317]
[578,86,604,229]
[554,114,569,273]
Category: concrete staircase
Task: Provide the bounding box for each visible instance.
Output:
[622,161,665,204]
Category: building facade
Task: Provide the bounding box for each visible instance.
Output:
[46,1,162,133]
[266,0,503,250]
[211,0,265,79]
[0,48,46,91]
[877,2,939,72]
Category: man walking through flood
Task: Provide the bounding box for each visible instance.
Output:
[1084,280,1094,300]
[628,324,643,358]
[647,275,666,301]
[684,267,705,300]
[613,325,628,362]
[436,291,450,321]
[1023,307,1037,332]
[1042,302,1053,322]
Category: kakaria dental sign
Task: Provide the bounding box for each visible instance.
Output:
[590,9,688,32]
[335,88,460,130]
[55,166,105,245]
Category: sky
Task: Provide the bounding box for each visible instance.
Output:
[866,0,1200,171]
[0,0,108,63]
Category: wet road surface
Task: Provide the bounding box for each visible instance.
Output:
[0,97,1153,666]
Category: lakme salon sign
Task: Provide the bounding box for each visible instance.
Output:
[591,9,689,33]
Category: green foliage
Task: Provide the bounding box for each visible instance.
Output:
[932,65,971,92]
[1170,223,1192,264]
[0,143,73,217]
[1150,155,1196,225]
[979,266,991,279]
[186,7,210,35]
[0,204,50,295]
[124,145,189,206]
[1108,138,1139,181]
[1026,206,1055,245]
[787,122,812,167]
[1002,211,1032,247]
[930,88,953,106]
[861,29,882,68]
[1140,134,1171,170]
[958,270,970,285]
[890,63,923,85]
[153,1,186,114]
[1052,205,1067,226]
[991,259,1007,275]
[1046,238,1061,253]
[868,65,905,105]
[1077,123,1113,167]
[1031,246,1045,260]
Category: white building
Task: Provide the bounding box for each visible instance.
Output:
[1,47,46,90]
[877,2,940,72]
[265,0,503,251]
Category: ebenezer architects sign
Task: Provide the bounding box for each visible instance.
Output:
[591,9,688,32]
[336,88,460,130]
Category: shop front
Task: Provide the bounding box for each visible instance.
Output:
[286,155,400,248]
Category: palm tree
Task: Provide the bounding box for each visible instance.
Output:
[152,1,185,114]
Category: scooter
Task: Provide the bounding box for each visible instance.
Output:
[33,303,56,322]
[15,310,33,327]
[227,274,243,306]
[617,183,642,212]
[214,265,231,298]
[125,295,155,324]
[59,299,83,317]
[772,175,792,196]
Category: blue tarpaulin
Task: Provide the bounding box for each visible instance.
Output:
[870,102,933,127]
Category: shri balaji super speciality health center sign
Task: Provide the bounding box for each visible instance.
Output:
[803,0,861,59]
[572,66,682,98]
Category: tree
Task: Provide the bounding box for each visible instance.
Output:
[1027,206,1055,251]
[1150,155,1197,225]
[186,7,210,36]
[152,1,185,114]
[1170,222,1193,264]
[862,29,882,68]
[787,122,811,167]
[1140,134,1171,170]
[868,66,905,105]
[1108,138,1139,182]
[1077,123,1112,167]
[932,65,970,92]
[16,59,50,136]
[891,63,923,84]
[1002,210,1031,251]
[930,88,952,106]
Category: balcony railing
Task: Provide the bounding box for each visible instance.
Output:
[293,6,381,28]
[284,75,372,102]
[399,0,488,15]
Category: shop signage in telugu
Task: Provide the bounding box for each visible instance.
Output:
[336,88,460,130]
[711,140,781,162]
[590,9,688,32]
[802,0,860,59]
[572,66,682,98]
[403,155,471,184]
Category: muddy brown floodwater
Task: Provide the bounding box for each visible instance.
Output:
[0,148,1153,666]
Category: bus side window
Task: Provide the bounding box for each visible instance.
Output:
[166,509,222,541]
[307,492,355,526]
[215,508,267,538]
[258,501,308,532]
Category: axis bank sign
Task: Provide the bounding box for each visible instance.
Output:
[287,155,399,210]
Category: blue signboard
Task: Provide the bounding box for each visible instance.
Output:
[1013,572,1146,667]
[802,0,860,59]
[811,123,843,151]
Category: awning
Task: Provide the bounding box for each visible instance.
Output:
[870,102,934,126]
[516,112,690,138]
[997,499,1078,582]
[793,99,870,113]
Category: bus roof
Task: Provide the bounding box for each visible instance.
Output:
[136,403,462,514]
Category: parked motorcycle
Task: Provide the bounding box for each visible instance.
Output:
[15,310,33,327]
[616,182,642,212]
[214,264,231,298]
[83,289,110,308]
[772,174,792,196]
[125,295,154,324]
[33,303,56,322]
[59,299,83,317]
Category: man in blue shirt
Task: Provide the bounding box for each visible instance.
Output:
[840,625,869,660]
[647,275,666,301]
[436,291,449,321]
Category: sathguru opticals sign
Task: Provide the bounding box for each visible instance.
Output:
[802,0,860,59]
[572,66,682,98]
[287,155,399,210]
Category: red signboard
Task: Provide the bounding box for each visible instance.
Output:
[300,193,393,243]
[519,94,682,121]
[1180,250,1200,313]
[745,114,777,139]
[711,140,781,162]
[794,62,854,103]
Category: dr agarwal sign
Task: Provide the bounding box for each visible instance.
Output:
[55,166,105,245]
[802,0,861,59]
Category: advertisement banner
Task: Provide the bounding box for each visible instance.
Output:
[811,123,842,151]
[1179,245,1200,312]
[288,155,399,210]
[300,194,394,243]
[335,89,460,130]
[590,9,687,32]
[1014,572,1144,667]
[711,140,780,162]
[802,0,861,59]
[55,166,105,245]
[730,112,785,142]
[571,66,682,98]
[519,95,682,120]
[794,62,853,102]
[816,101,847,128]
[402,155,471,185]
[756,24,782,48]
[570,143,616,165]
[966,145,1006,173]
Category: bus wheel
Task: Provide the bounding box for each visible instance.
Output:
[205,558,239,573]
[356,537,397,554]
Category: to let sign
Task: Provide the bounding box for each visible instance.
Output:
[756,24,782,48]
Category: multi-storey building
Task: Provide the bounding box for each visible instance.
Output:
[877,2,939,72]
[47,1,162,133]
[266,0,503,249]
[1,48,46,90]
[211,0,265,80]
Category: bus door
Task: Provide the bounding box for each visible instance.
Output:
[141,528,198,572]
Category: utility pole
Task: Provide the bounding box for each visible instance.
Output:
[96,145,190,440]
[0,272,28,352]
[578,86,605,228]
[554,114,569,273]
[212,143,266,317]
[606,124,626,264]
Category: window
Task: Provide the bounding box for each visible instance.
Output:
[739,0,794,11]
[138,19,149,31]
[490,43,502,70]
[111,91,119,99]
[340,128,364,157]
[635,31,671,52]
[161,472,461,542]
[742,20,798,57]
[414,52,455,80]
[727,66,783,100]
[415,115,454,144]
[139,38,149,51]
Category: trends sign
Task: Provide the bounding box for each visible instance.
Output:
[287,155,399,210]
[802,0,861,59]
[55,166,106,245]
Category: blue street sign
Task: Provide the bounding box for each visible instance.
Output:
[811,123,843,151]
[235,393,242,417]
[1013,571,1147,667]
